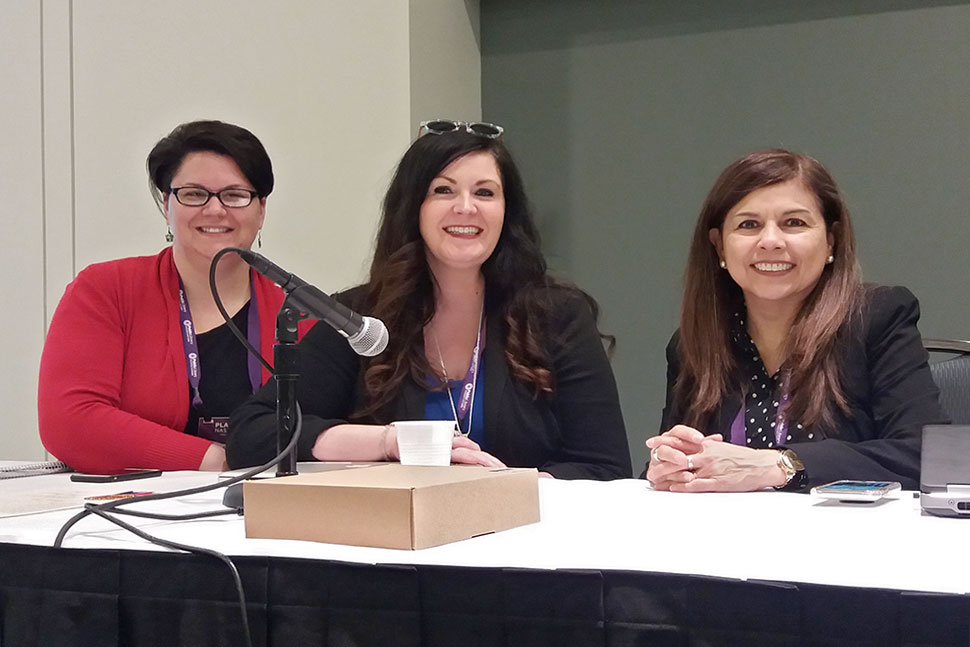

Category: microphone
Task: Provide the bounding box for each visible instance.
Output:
[236,249,389,357]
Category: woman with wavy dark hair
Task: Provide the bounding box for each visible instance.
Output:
[228,121,632,479]
[645,149,945,491]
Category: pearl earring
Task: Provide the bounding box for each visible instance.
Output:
[826,255,834,264]
[719,260,727,269]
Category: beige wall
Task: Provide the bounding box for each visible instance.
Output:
[3,0,481,460]
[409,0,482,126]
[1,1,46,460]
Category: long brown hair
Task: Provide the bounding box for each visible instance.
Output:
[677,149,862,431]
[357,129,605,419]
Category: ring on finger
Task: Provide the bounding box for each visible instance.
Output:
[686,455,694,471]
[651,447,662,463]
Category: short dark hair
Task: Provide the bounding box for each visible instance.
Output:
[146,120,273,208]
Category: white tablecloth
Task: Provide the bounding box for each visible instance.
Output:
[1,469,967,594]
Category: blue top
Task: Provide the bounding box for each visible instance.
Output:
[424,358,486,448]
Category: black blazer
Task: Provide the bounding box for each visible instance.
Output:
[658,286,946,489]
[228,286,632,480]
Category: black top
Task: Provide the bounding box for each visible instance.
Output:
[658,285,947,489]
[227,286,633,480]
[184,303,252,437]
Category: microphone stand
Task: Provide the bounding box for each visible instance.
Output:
[275,298,309,477]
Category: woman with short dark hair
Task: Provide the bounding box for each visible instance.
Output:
[646,149,945,491]
[39,120,309,473]
[228,121,632,479]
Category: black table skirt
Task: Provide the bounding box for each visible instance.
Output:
[1,542,967,647]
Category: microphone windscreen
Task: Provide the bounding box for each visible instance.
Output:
[347,316,389,356]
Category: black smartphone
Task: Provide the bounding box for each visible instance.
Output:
[70,469,163,483]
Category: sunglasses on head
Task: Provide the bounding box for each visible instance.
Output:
[418,119,504,139]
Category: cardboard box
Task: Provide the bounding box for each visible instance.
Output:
[243,464,539,549]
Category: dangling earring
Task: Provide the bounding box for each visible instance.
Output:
[719,259,727,269]
[257,230,262,249]
[165,227,174,243]
[826,254,834,264]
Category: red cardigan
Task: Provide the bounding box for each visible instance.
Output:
[38,248,311,473]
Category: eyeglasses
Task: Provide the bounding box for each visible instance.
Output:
[418,119,504,139]
[170,186,259,208]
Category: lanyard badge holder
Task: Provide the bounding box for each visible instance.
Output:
[178,279,262,444]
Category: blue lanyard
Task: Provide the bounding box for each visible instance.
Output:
[177,277,261,408]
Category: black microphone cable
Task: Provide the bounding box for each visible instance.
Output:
[209,247,274,373]
[51,408,302,647]
[52,248,311,647]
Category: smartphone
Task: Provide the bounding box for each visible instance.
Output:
[70,469,163,483]
[810,480,901,502]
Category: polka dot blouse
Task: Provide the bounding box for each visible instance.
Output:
[731,312,813,448]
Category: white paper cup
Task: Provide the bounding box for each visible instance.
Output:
[393,420,454,467]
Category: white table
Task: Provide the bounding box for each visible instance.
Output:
[1,470,968,593]
[1,470,968,646]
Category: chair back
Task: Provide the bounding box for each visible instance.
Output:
[923,339,970,425]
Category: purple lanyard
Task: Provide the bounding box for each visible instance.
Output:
[178,277,261,408]
[454,314,486,420]
[730,373,791,447]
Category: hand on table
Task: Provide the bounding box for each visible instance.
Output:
[645,425,717,489]
[646,425,784,492]
[450,435,506,468]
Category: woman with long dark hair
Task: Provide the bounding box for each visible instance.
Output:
[646,149,945,491]
[228,121,632,479]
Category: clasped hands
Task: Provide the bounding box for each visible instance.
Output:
[645,425,786,492]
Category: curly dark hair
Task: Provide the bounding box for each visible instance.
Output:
[357,129,607,418]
